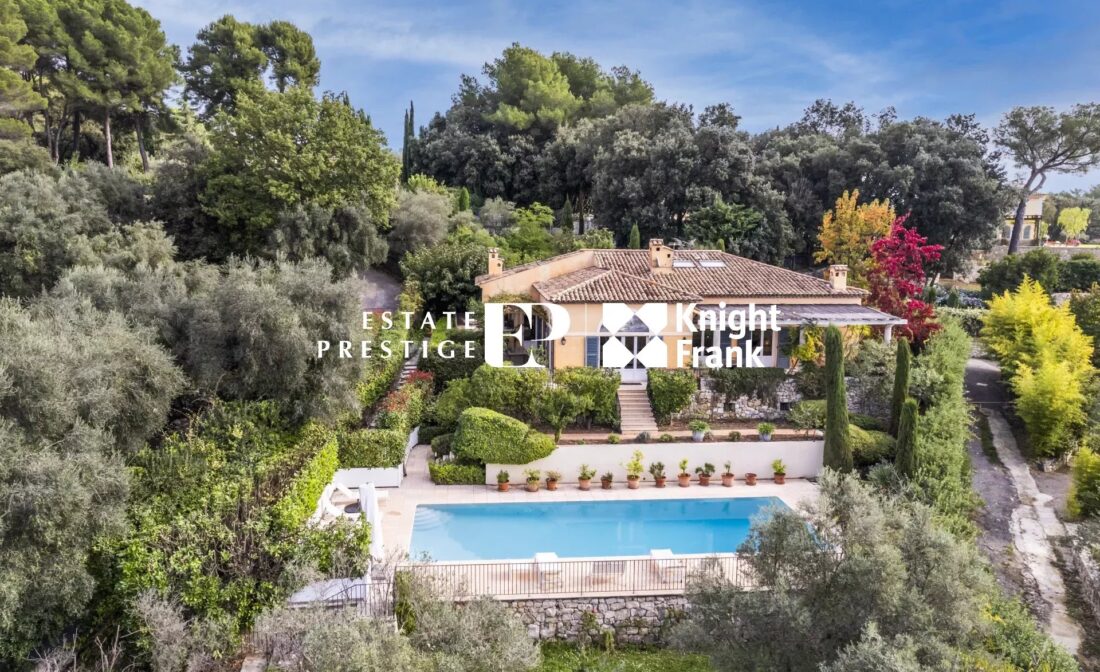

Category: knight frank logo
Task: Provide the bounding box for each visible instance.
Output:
[483,302,780,370]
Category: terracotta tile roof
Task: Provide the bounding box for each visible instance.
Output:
[479,248,865,302]
[535,267,702,303]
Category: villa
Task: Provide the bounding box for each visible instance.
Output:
[477,238,905,383]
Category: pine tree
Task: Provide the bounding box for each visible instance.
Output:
[455,187,470,212]
[824,326,853,472]
[894,398,919,477]
[888,339,911,436]
[628,223,641,249]
[560,198,573,231]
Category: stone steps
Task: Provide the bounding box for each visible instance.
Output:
[617,386,658,435]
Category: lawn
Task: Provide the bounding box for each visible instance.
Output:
[539,643,712,671]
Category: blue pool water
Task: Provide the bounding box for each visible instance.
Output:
[410,497,787,561]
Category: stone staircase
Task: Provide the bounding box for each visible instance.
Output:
[618,384,658,436]
[397,355,420,385]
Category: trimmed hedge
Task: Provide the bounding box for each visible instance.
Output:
[428,461,486,484]
[556,367,620,427]
[269,423,340,534]
[338,428,406,468]
[430,432,453,458]
[453,407,555,464]
[418,424,449,444]
[936,307,985,337]
[647,369,697,425]
[850,426,896,469]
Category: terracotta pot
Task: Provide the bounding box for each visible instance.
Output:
[498,482,510,492]
[547,479,558,491]
[525,481,539,492]
[654,476,667,488]
[774,474,786,485]
[601,478,613,490]
[745,473,758,486]
[722,473,734,487]
[627,476,640,489]
[578,478,591,491]
[698,474,711,486]
[678,474,691,487]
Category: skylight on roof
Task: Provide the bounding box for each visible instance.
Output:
[699,260,726,268]
[672,260,695,268]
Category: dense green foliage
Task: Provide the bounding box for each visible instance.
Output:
[1068,287,1100,367]
[338,428,406,468]
[977,249,1100,297]
[555,367,620,427]
[849,426,896,469]
[646,369,697,425]
[672,471,1075,672]
[936,306,985,337]
[428,461,486,485]
[453,407,556,464]
[1069,445,1100,518]
[708,367,788,407]
[894,398,918,477]
[539,644,711,671]
[400,238,489,313]
[823,326,853,472]
[888,339,910,436]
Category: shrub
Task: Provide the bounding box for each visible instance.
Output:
[452,408,555,464]
[1069,446,1100,518]
[850,413,886,432]
[1012,359,1086,458]
[1069,287,1100,367]
[430,433,453,458]
[375,384,429,433]
[659,433,675,443]
[556,367,620,427]
[708,367,787,407]
[790,399,826,430]
[417,424,448,445]
[338,428,406,468]
[824,326,853,472]
[647,369,697,425]
[848,426,896,469]
[936,307,986,337]
[416,330,483,391]
[977,248,1060,298]
[428,462,485,485]
[269,424,340,534]
[1058,254,1100,292]
[537,386,591,440]
[607,434,621,444]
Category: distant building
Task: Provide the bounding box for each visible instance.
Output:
[998,193,1046,246]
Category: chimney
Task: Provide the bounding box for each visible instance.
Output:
[826,264,848,291]
[649,238,672,270]
[487,248,503,277]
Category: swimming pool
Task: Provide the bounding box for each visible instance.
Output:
[410,497,787,561]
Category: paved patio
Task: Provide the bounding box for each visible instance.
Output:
[378,446,820,558]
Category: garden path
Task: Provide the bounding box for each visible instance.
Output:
[965,357,1083,654]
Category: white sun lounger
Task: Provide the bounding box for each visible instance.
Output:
[534,552,562,590]
[650,548,686,583]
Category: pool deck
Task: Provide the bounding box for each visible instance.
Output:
[379,446,819,558]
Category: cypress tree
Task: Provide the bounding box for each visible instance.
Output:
[716,238,726,252]
[560,198,573,231]
[888,339,911,436]
[456,187,470,212]
[400,109,409,183]
[628,223,641,249]
[894,398,919,477]
[824,326,853,472]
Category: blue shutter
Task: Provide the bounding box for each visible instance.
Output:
[585,337,600,367]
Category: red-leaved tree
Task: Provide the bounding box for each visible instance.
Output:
[866,214,943,344]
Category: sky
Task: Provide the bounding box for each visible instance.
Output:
[134,0,1100,192]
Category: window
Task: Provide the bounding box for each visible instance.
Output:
[672,259,695,268]
[585,337,600,367]
[699,260,726,268]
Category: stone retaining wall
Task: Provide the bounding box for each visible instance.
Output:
[507,595,688,645]
[1071,541,1100,628]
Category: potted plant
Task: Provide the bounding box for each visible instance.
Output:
[497,470,510,492]
[600,471,614,489]
[625,450,644,489]
[546,470,562,491]
[689,420,709,442]
[745,472,758,486]
[721,461,735,487]
[649,462,667,487]
[757,422,776,442]
[772,459,787,485]
[524,468,541,493]
[678,458,691,487]
[578,464,595,491]
[695,462,715,486]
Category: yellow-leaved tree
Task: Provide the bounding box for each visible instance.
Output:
[815,189,895,284]
[982,276,1094,457]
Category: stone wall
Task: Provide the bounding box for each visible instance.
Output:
[675,374,887,424]
[508,595,688,645]
[1071,541,1100,628]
